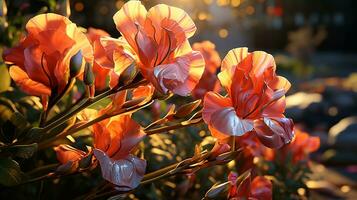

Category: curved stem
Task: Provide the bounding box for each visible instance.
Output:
[42,79,148,133]
[145,118,203,136]
[38,99,154,149]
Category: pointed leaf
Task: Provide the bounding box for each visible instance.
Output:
[0,158,26,186]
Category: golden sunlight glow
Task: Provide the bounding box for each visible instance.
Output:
[116,0,125,9]
[198,12,208,21]
[341,185,351,193]
[204,0,213,5]
[218,28,229,38]
[231,0,241,7]
[297,188,306,196]
[246,6,255,15]
[216,0,229,7]
[74,2,84,12]
[286,92,322,109]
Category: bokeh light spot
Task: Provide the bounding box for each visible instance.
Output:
[218,28,229,38]
[74,2,84,12]
[231,0,241,7]
[341,185,351,193]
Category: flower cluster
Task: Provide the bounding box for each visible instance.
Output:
[1,0,303,199]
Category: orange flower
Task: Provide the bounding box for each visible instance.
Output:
[102,1,205,96]
[228,172,272,200]
[192,41,221,99]
[86,28,112,91]
[203,48,294,148]
[279,128,320,163]
[91,114,146,191]
[3,13,93,107]
[54,144,87,164]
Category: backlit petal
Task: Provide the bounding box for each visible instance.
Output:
[254,117,294,148]
[94,149,146,191]
[203,92,232,124]
[9,66,51,96]
[113,0,147,52]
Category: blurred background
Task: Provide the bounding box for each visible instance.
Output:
[1,0,356,199]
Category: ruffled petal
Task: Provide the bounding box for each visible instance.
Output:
[94,149,146,191]
[203,92,253,137]
[210,107,254,137]
[254,117,294,148]
[9,66,51,97]
[100,37,135,73]
[153,51,204,96]
[251,51,275,77]
[25,13,71,36]
[113,0,147,52]
[219,48,249,91]
[106,115,145,160]
[146,3,196,41]
[203,92,232,123]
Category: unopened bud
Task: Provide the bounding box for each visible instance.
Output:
[83,63,94,86]
[70,50,83,77]
[118,62,138,85]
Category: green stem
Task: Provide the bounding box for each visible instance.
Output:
[145,118,203,136]
[42,79,148,133]
[38,99,154,149]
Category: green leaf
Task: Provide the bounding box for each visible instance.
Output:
[6,143,38,159]
[0,158,25,186]
[10,111,32,138]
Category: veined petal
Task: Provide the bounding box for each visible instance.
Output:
[170,51,205,96]
[269,75,291,92]
[251,51,275,77]
[254,117,294,148]
[203,92,253,136]
[203,92,232,123]
[210,107,254,137]
[9,66,51,96]
[23,46,51,86]
[25,13,71,36]
[146,4,196,41]
[220,47,249,82]
[94,149,146,191]
[113,0,147,52]
[100,37,135,73]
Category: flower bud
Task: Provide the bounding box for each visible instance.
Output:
[83,63,94,86]
[70,50,83,78]
[118,62,138,85]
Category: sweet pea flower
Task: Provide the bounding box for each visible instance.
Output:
[278,128,320,164]
[92,114,146,191]
[86,28,112,91]
[101,1,205,96]
[192,41,221,99]
[3,13,93,108]
[203,48,294,148]
[228,172,272,200]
